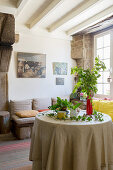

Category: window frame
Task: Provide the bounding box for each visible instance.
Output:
[94,29,113,99]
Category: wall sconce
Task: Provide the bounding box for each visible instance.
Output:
[74,73,78,82]
[107,76,112,83]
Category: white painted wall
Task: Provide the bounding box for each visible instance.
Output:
[8,33,76,100]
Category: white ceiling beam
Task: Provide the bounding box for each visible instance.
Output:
[17,0,23,8]
[16,0,31,17]
[66,5,113,35]
[30,0,65,29]
[0,6,16,15]
[48,0,102,32]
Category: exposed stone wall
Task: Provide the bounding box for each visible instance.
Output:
[0,13,15,111]
[71,34,93,69]
[0,46,12,72]
[0,73,8,111]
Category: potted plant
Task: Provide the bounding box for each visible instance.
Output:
[71,57,106,115]
[49,97,81,119]
[48,97,71,119]
[70,102,81,117]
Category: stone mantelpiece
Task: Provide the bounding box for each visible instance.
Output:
[71,34,93,70]
[0,13,15,111]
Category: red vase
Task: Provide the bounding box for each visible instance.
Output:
[86,96,93,115]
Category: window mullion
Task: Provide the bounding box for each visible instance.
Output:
[95,32,111,96]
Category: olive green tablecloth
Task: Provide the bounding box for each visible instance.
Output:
[29,111,113,170]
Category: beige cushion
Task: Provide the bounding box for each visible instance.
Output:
[51,96,70,105]
[10,99,32,116]
[33,98,51,110]
[12,115,35,125]
[16,110,39,118]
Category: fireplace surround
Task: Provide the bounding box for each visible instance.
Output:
[0,13,15,111]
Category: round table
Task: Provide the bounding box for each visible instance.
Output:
[29,111,113,170]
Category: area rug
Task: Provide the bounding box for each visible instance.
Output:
[0,134,32,170]
[13,165,32,170]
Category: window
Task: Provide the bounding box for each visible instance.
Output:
[94,32,111,96]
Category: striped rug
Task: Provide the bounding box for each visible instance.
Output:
[0,134,32,170]
[13,165,32,170]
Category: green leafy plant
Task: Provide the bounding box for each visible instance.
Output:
[86,116,92,121]
[49,97,81,112]
[70,112,104,122]
[48,97,71,111]
[70,102,81,110]
[47,113,55,117]
[47,108,104,122]
[71,57,106,96]
[93,110,104,121]
[81,116,86,121]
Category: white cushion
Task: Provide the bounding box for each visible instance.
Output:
[10,99,32,116]
[33,98,51,110]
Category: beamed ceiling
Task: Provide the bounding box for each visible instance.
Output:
[0,0,113,37]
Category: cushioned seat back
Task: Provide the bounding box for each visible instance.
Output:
[99,101,113,114]
[92,100,101,111]
[10,99,32,117]
[93,99,113,121]
[33,98,51,110]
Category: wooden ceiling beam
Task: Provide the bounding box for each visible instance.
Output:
[66,5,113,35]
[0,6,16,15]
[30,0,65,29]
[48,0,102,32]
[16,0,31,17]
[17,0,23,8]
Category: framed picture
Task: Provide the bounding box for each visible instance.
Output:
[56,78,64,85]
[17,52,46,78]
[53,62,67,75]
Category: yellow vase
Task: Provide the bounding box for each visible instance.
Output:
[57,111,66,119]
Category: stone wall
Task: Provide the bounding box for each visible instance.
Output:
[0,13,15,111]
[71,34,93,69]
[0,73,8,111]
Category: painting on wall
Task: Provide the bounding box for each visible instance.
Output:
[17,52,46,78]
[53,62,68,75]
[56,78,64,85]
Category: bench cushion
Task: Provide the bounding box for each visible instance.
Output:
[16,110,39,118]
[12,115,35,125]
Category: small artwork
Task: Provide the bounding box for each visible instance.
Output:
[56,78,64,85]
[53,62,67,75]
[17,52,46,78]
